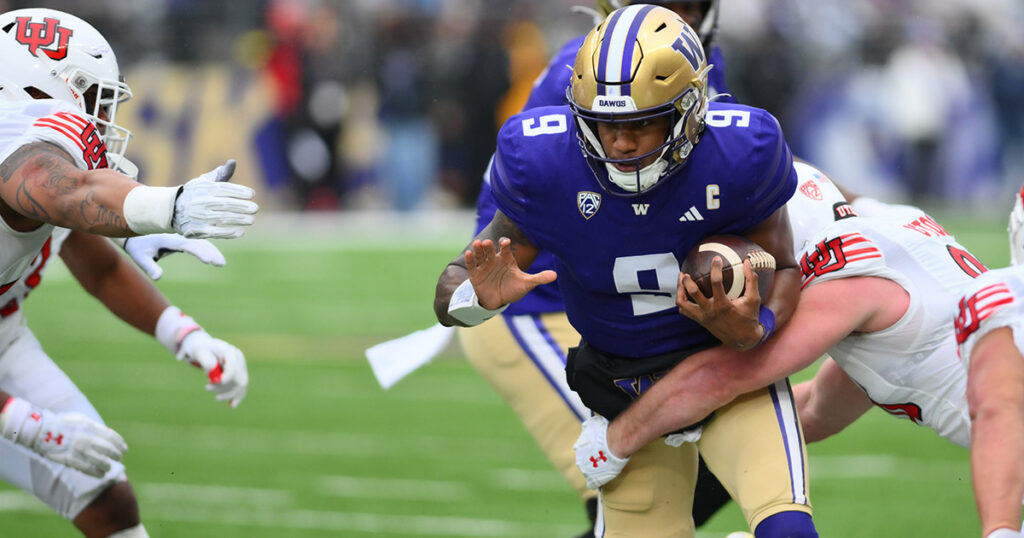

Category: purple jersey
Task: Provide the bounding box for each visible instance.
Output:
[475,38,735,316]
[490,101,796,357]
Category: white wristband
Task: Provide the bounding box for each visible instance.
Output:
[985,529,1020,538]
[0,397,42,446]
[155,306,202,355]
[123,185,180,235]
[447,279,508,326]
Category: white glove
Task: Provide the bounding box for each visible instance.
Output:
[178,330,248,408]
[156,306,249,408]
[664,425,703,447]
[1009,188,1024,266]
[984,529,1021,538]
[574,415,630,489]
[121,233,226,280]
[172,160,258,239]
[0,397,127,478]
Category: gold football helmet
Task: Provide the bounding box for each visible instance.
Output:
[568,4,711,195]
[595,0,719,48]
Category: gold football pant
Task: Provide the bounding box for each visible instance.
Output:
[597,379,812,537]
[457,312,595,500]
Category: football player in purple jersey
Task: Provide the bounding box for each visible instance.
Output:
[458,1,730,535]
[436,6,816,537]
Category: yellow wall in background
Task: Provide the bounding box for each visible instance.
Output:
[119,64,275,204]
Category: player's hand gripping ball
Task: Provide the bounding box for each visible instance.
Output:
[681,235,776,300]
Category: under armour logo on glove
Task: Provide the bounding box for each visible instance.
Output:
[574,416,631,489]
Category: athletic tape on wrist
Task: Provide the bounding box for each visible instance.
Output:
[985,529,1020,538]
[753,305,776,348]
[447,279,508,326]
[122,185,180,235]
[0,397,41,446]
[155,306,202,355]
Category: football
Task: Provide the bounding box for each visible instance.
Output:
[680,235,776,300]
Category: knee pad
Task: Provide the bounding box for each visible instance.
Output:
[754,511,817,538]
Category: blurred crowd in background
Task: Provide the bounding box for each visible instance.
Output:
[5,0,1024,213]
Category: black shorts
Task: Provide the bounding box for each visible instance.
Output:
[565,339,717,423]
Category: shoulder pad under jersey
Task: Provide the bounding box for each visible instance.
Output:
[798,218,887,290]
[955,266,1024,364]
[0,100,107,171]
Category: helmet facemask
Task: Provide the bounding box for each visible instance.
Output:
[69,68,133,164]
[569,4,711,196]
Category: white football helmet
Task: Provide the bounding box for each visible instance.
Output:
[569,5,711,195]
[0,8,133,166]
[786,162,857,255]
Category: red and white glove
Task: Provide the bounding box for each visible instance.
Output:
[574,415,630,489]
[0,397,127,477]
[118,234,226,280]
[156,306,249,408]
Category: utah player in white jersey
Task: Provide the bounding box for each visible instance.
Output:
[573,162,989,513]
[0,225,248,538]
[0,8,258,249]
[955,267,1024,538]
[0,8,254,537]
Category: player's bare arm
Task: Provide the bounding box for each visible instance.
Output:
[965,327,1024,536]
[792,357,873,443]
[60,230,169,334]
[677,205,801,349]
[607,275,908,458]
[0,144,256,240]
[0,142,134,235]
[434,210,554,327]
[743,204,801,326]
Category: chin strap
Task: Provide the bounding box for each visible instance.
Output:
[603,153,669,193]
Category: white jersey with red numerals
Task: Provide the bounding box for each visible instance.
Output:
[955,265,1024,368]
[0,99,106,346]
[798,208,989,448]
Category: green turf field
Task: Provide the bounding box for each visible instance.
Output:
[0,209,1010,537]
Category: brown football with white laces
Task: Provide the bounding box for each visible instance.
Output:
[681,235,776,300]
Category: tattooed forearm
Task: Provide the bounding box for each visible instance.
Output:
[0,148,35,185]
[0,142,132,233]
[3,143,79,222]
[39,155,81,195]
[79,191,127,232]
[0,142,75,185]
[13,177,51,221]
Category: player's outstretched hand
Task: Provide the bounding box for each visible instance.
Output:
[0,397,127,478]
[574,415,630,490]
[122,233,226,280]
[172,160,258,239]
[677,258,763,349]
[465,237,556,310]
[178,331,249,408]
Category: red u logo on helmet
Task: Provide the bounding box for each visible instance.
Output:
[14,16,74,61]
